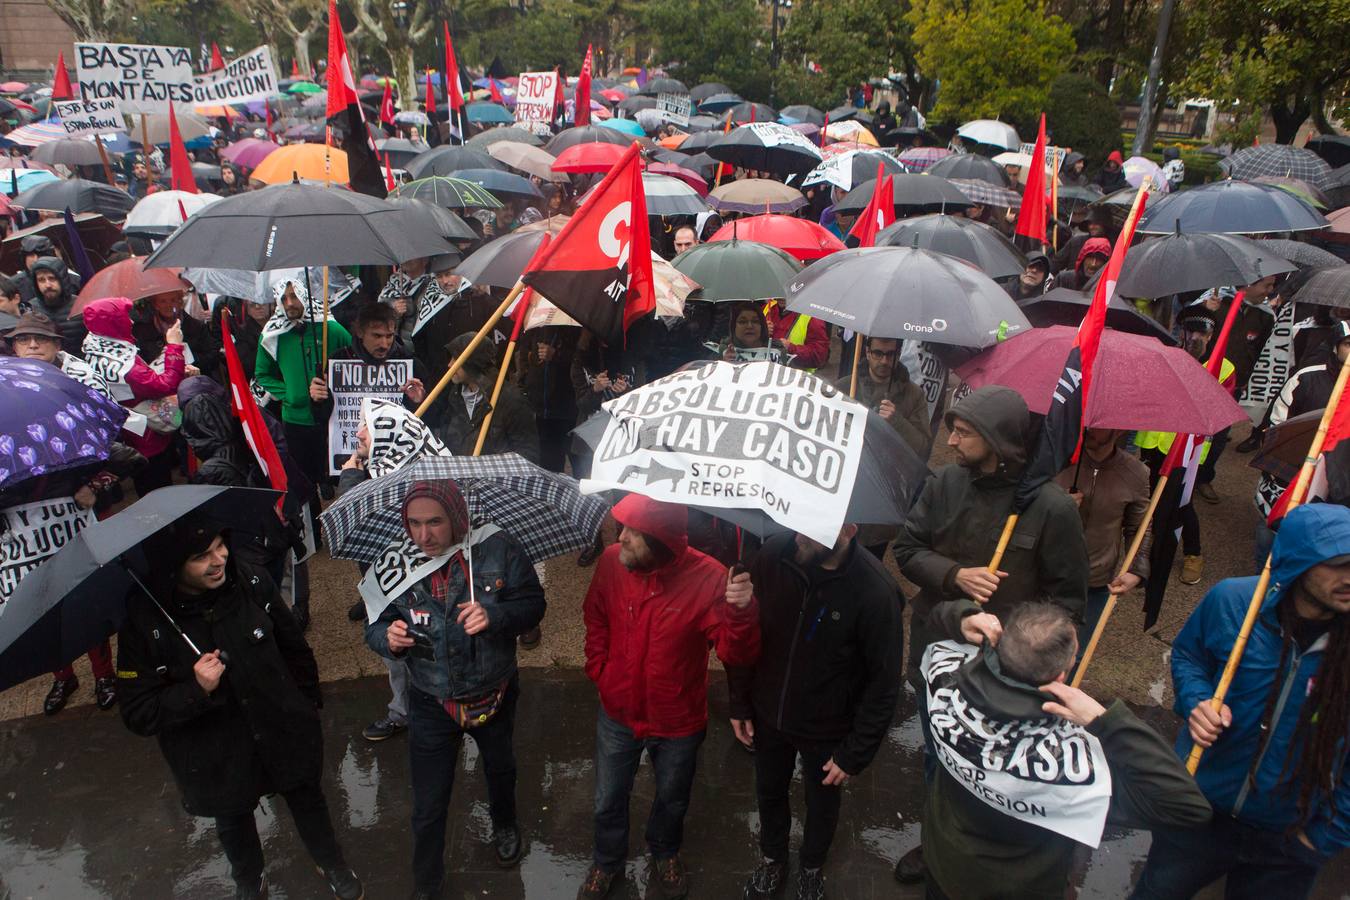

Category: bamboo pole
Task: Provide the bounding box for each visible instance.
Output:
[415,282,522,418]
[472,287,534,456]
[1186,358,1349,774]
[986,515,1018,579]
[139,114,151,194]
[94,138,116,189]
[848,335,864,399]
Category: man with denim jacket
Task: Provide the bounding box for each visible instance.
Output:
[365,478,546,899]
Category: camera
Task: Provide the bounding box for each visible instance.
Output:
[406,626,435,661]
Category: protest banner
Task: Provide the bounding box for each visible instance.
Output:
[362,397,451,479]
[54,98,126,135]
[75,42,194,115]
[657,92,692,126]
[921,641,1114,847]
[412,278,472,336]
[0,498,96,601]
[1238,300,1296,422]
[193,45,279,107]
[514,70,558,124]
[583,361,866,546]
[1020,141,1067,171]
[326,358,414,474]
[358,525,500,617]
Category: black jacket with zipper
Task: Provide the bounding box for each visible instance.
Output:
[725,533,903,775]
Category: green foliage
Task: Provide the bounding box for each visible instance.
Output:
[777,0,921,109]
[1044,73,1121,166]
[644,0,773,101]
[907,0,1075,126]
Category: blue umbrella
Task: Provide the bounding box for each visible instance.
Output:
[465,101,514,125]
[2,168,58,195]
[598,117,645,138]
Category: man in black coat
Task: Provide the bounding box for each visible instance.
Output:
[427,330,540,463]
[116,516,362,900]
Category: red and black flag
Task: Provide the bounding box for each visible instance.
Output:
[521,142,654,347]
[1013,184,1149,514]
[324,0,383,197]
[575,44,594,126]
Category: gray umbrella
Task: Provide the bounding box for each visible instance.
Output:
[1256,238,1346,269]
[455,229,548,288]
[1136,180,1328,235]
[1021,286,1178,345]
[671,239,801,301]
[834,175,972,215]
[465,126,546,149]
[405,145,506,179]
[876,213,1027,279]
[927,153,1014,188]
[1292,265,1350,309]
[384,196,478,241]
[1115,231,1296,298]
[784,246,1030,347]
[30,139,106,167]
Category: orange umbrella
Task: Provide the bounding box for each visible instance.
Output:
[250,144,350,185]
[659,133,690,150]
[72,257,187,315]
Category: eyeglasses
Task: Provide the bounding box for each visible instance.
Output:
[866,349,897,360]
[950,423,979,440]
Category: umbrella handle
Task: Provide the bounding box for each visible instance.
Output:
[126,566,203,657]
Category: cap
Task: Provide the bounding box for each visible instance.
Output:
[3,311,61,339]
[428,252,462,274]
[20,235,54,255]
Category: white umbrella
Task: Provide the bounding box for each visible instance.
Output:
[1124,155,1171,193]
[956,119,1021,151]
[124,190,223,236]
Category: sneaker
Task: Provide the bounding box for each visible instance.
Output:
[94,676,117,710]
[795,867,826,900]
[318,865,364,900]
[493,823,523,868]
[43,676,79,716]
[1181,555,1204,585]
[743,859,787,898]
[519,626,542,650]
[652,854,689,899]
[576,864,620,899]
[893,845,926,884]
[362,716,407,742]
[348,600,367,622]
[1195,483,1220,504]
[233,874,268,900]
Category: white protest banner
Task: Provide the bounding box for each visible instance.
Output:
[412,278,472,336]
[514,70,558,123]
[54,98,126,135]
[657,92,691,126]
[193,45,279,108]
[1238,301,1296,423]
[358,525,501,618]
[0,498,96,602]
[582,360,866,546]
[75,42,194,115]
[327,359,414,474]
[905,342,951,435]
[362,397,451,479]
[1020,142,1067,171]
[921,641,1113,847]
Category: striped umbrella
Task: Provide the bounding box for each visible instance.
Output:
[2,119,66,146]
[390,175,504,210]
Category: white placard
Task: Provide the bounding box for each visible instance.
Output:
[657,92,691,126]
[75,42,194,115]
[326,358,414,474]
[193,46,279,107]
[1238,301,1296,423]
[514,70,558,123]
[54,98,126,135]
[0,498,96,602]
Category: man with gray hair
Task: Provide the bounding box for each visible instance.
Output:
[916,600,1211,900]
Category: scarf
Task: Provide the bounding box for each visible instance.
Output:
[80,332,137,402]
[259,275,333,361]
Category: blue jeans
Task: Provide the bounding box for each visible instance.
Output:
[1130,817,1326,900]
[592,708,705,872]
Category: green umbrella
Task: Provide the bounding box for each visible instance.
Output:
[671,238,801,302]
[287,81,323,95]
[389,175,504,210]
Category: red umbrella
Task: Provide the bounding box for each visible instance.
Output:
[644,161,708,196]
[707,214,845,261]
[552,141,629,173]
[72,257,188,315]
[954,325,1246,435]
[599,88,627,103]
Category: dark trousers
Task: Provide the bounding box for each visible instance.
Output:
[536,416,572,473]
[283,421,325,518]
[753,720,842,870]
[215,780,345,887]
[592,708,705,872]
[1130,817,1325,900]
[408,678,520,891]
[1197,426,1230,485]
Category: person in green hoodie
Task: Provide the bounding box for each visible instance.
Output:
[920,600,1212,900]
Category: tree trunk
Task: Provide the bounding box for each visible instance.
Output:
[393,44,416,112]
[1270,97,1310,144]
[294,31,313,77]
[1310,91,1337,135]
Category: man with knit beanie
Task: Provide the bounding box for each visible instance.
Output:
[365,479,546,900]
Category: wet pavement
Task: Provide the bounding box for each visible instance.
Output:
[2,671,1346,900]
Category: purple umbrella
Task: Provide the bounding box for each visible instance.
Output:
[0,358,129,493]
[221,138,280,171]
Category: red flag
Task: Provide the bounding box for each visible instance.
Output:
[379,80,395,126]
[553,66,565,124]
[167,105,199,194]
[52,52,73,101]
[325,0,360,119]
[265,100,275,140]
[819,113,828,148]
[209,42,225,72]
[221,317,288,507]
[521,142,654,346]
[489,78,505,105]
[848,163,894,247]
[575,45,593,126]
[291,59,300,78]
[1014,113,1049,243]
[443,22,465,112]
[425,70,437,118]
[383,152,397,192]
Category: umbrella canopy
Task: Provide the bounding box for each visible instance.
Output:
[723,102,777,124]
[617,95,658,116]
[689,83,731,104]
[1250,175,1330,209]
[30,139,105,167]
[137,111,211,145]
[384,196,478,242]
[465,102,514,124]
[1123,155,1170,193]
[449,167,543,202]
[375,137,430,171]
[466,126,545,148]
[1219,144,1335,190]
[875,214,1027,279]
[706,123,823,176]
[1256,238,1345,269]
[73,257,188,313]
[955,325,1247,434]
[250,144,349,185]
[946,177,1022,209]
[487,141,564,182]
[0,120,66,146]
[144,182,453,270]
[389,175,504,210]
[825,104,862,123]
[707,178,807,215]
[552,141,628,173]
[455,229,549,288]
[631,172,707,216]
[644,162,709,195]
[671,239,802,301]
[706,215,844,261]
[637,77,688,96]
[1304,135,1350,169]
[11,178,133,220]
[1018,287,1178,345]
[1115,231,1296,298]
[955,120,1020,151]
[834,175,972,215]
[824,120,878,146]
[926,153,1013,187]
[1137,179,1329,235]
[801,149,906,192]
[0,213,122,272]
[1251,409,1322,482]
[221,137,279,171]
[392,110,429,127]
[597,118,645,138]
[182,266,360,307]
[544,125,631,155]
[778,104,825,126]
[404,145,505,179]
[784,246,1030,347]
[675,130,728,153]
[1292,265,1350,309]
[287,81,323,94]
[123,190,224,237]
[0,168,59,193]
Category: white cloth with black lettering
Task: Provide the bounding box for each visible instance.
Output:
[358,523,501,620]
[0,498,96,604]
[362,397,452,479]
[80,333,137,402]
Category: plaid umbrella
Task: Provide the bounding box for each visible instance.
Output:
[319,454,609,566]
[897,147,952,172]
[1219,144,1334,190]
[946,178,1020,208]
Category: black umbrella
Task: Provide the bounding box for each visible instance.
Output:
[465,126,546,148]
[876,213,1027,279]
[1020,287,1178,345]
[696,93,743,114]
[405,145,506,179]
[926,153,1013,187]
[1115,230,1296,298]
[144,181,453,270]
[376,137,430,170]
[455,229,548,288]
[705,122,822,176]
[1304,135,1350,169]
[671,239,802,301]
[724,102,778,124]
[450,167,543,202]
[684,115,721,133]
[617,95,658,116]
[826,104,860,123]
[1256,238,1346,269]
[637,77,688,97]
[778,104,825,126]
[0,486,279,692]
[834,175,972,215]
[384,196,477,242]
[887,126,939,146]
[689,82,731,104]
[675,130,727,153]
[1292,265,1350,309]
[12,178,134,220]
[784,246,1031,347]
[1137,180,1329,235]
[544,125,631,155]
[389,175,504,210]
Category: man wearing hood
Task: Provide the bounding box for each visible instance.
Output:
[1059,151,1089,188]
[1132,504,1350,899]
[1093,150,1129,193]
[366,479,545,896]
[892,385,1089,884]
[428,330,539,463]
[577,495,759,900]
[1054,206,1114,275]
[1008,251,1055,302]
[27,256,85,355]
[1056,237,1111,292]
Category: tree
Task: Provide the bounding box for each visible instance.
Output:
[777,0,927,111]
[1045,73,1122,164]
[239,0,325,75]
[351,0,435,110]
[907,0,1076,127]
[645,0,772,101]
[46,0,131,40]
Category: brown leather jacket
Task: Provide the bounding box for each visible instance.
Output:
[1053,448,1152,588]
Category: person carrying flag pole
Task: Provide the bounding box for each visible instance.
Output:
[842,162,894,396]
[472,240,549,456]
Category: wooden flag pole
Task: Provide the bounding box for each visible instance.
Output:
[1186,358,1350,774]
[848,335,864,399]
[94,138,117,188]
[472,288,534,456]
[985,515,1018,580]
[415,282,523,418]
[140,114,152,194]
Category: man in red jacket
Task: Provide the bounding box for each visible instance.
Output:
[577,494,760,900]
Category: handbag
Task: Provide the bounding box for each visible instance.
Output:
[441,679,509,729]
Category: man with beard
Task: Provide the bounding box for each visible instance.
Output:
[27,256,84,354]
[730,523,903,900]
[329,302,429,410]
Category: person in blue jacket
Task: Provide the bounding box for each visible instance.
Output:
[1132,503,1350,899]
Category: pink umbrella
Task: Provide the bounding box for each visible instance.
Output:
[220,137,280,171]
[0,81,29,93]
[1123,155,1170,193]
[954,325,1245,434]
[707,214,844,261]
[645,162,708,195]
